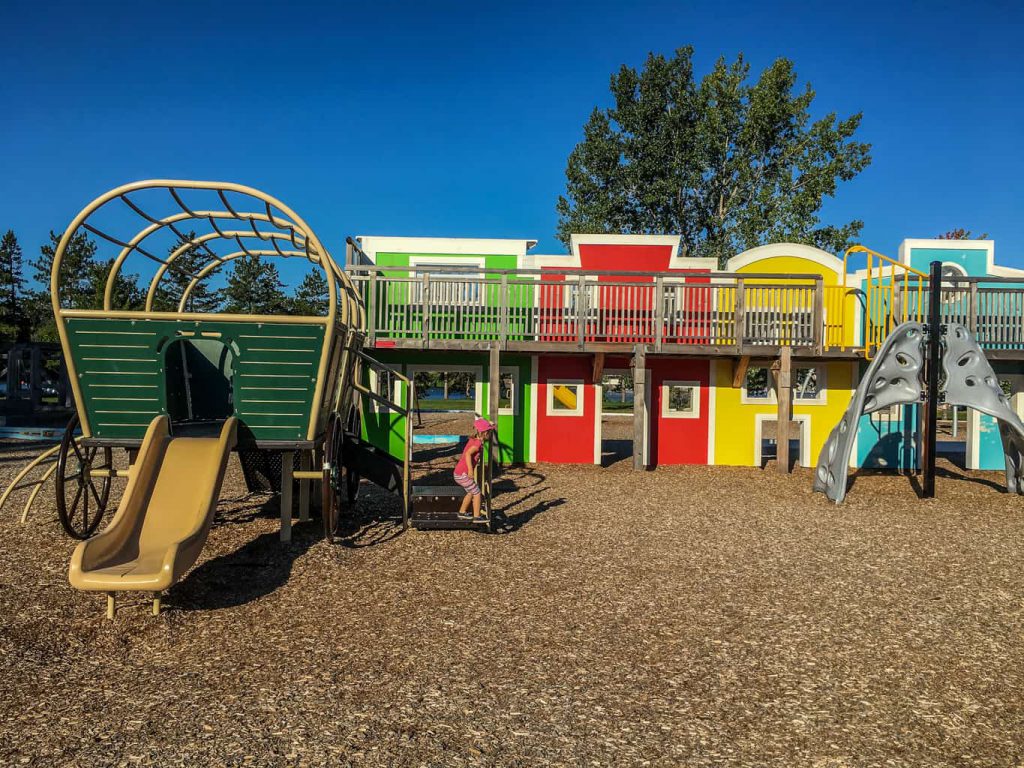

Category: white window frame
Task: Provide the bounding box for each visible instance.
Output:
[497,365,519,416]
[546,379,584,417]
[405,364,483,414]
[661,380,701,419]
[740,364,774,404]
[740,363,827,406]
[368,367,402,413]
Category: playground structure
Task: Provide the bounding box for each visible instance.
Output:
[348,235,1024,474]
[2,179,417,615]
[815,263,1024,503]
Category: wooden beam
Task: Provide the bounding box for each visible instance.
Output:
[488,344,500,425]
[591,352,606,385]
[632,345,646,471]
[732,355,750,388]
[776,347,792,474]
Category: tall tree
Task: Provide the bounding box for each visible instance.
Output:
[291,270,330,316]
[28,230,98,340]
[556,47,872,267]
[0,230,27,340]
[153,232,222,313]
[223,255,288,315]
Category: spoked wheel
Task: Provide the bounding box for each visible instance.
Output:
[55,414,112,539]
[321,413,344,541]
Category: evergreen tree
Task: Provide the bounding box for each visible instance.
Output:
[223,255,288,314]
[291,270,330,316]
[556,47,872,267]
[153,232,222,313]
[0,230,27,340]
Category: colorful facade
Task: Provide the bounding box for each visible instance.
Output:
[351,234,1024,471]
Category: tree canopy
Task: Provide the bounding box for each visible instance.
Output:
[556,47,872,267]
[290,270,330,316]
[223,255,288,315]
[0,230,27,339]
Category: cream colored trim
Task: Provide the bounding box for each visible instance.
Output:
[661,380,701,419]
[356,235,537,264]
[707,360,717,463]
[529,356,538,462]
[754,412,810,468]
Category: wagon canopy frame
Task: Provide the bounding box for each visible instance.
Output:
[50,180,366,443]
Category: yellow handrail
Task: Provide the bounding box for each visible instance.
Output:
[843,245,928,359]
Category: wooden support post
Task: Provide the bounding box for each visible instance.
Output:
[499,274,509,347]
[968,281,978,334]
[591,352,605,385]
[280,450,294,542]
[106,592,115,620]
[732,355,750,388]
[421,273,431,348]
[776,347,792,474]
[298,451,310,522]
[488,344,500,426]
[367,271,378,345]
[576,273,587,349]
[734,277,746,353]
[812,277,824,354]
[632,344,646,471]
[654,276,665,352]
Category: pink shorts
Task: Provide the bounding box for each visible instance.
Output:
[453,473,480,496]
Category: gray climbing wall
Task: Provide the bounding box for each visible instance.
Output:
[943,324,1024,495]
[813,323,926,503]
[815,321,1024,502]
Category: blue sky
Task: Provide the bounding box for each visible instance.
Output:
[2,0,1023,288]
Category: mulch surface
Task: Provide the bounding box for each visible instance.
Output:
[1,439,1023,767]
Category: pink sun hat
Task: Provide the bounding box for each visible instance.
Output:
[474,418,495,433]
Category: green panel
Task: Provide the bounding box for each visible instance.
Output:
[65,317,327,443]
[360,350,532,464]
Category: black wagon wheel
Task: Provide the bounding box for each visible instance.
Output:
[344,405,362,505]
[55,414,112,539]
[321,412,344,541]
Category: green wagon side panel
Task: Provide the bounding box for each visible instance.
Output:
[64,317,327,442]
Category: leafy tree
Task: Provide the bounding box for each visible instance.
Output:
[223,255,288,314]
[556,47,872,267]
[937,228,989,240]
[153,232,222,313]
[290,270,330,316]
[0,230,27,340]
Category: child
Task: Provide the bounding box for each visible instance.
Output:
[454,417,494,523]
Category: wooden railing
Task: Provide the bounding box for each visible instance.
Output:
[348,266,836,353]
[347,266,1024,355]
[894,278,1024,352]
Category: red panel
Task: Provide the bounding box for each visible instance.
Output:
[648,358,710,465]
[539,243,712,344]
[536,356,597,464]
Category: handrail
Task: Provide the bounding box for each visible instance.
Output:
[844,245,928,359]
[352,349,413,529]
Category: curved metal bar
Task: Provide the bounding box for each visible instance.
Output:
[120,193,221,264]
[144,232,304,311]
[103,209,308,309]
[0,444,60,514]
[174,248,307,312]
[21,460,59,524]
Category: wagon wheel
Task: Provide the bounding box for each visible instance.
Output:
[321,412,344,541]
[344,405,361,505]
[55,414,112,539]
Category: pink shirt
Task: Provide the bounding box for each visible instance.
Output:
[455,437,482,475]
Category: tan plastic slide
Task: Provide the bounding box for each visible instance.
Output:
[69,415,237,613]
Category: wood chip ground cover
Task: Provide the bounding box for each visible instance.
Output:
[0,440,1022,766]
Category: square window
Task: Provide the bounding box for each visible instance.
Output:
[547,381,583,417]
[794,367,821,401]
[497,367,519,415]
[662,381,700,419]
[743,367,772,401]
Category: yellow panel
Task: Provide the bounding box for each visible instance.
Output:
[712,361,857,467]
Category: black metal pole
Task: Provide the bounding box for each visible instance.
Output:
[923,260,942,498]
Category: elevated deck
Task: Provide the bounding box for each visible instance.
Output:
[348,266,1024,359]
